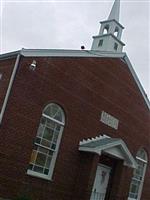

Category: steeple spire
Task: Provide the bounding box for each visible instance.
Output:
[108,0,120,22]
[91,0,125,52]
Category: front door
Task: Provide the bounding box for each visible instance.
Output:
[90,164,111,200]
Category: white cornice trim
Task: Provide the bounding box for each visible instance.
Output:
[123,54,150,110]
[0,49,125,58]
[93,33,125,46]
[0,50,20,59]
[20,48,126,58]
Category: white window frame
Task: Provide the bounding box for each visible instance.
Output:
[27,103,65,181]
[128,149,148,200]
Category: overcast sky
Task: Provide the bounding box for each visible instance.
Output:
[0,0,150,99]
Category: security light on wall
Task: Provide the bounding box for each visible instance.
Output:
[29,60,37,71]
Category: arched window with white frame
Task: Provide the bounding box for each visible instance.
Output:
[27,103,65,180]
[103,25,109,34]
[128,149,148,200]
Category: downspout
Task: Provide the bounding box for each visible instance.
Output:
[0,53,21,124]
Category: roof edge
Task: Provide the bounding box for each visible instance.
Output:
[0,48,125,58]
[20,48,126,58]
[0,50,21,60]
[123,54,150,110]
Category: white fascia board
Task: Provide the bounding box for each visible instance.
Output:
[0,50,20,60]
[20,48,125,58]
[0,48,125,59]
[79,146,102,155]
[123,54,150,110]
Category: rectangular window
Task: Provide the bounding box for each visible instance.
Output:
[98,39,103,47]
[114,43,118,50]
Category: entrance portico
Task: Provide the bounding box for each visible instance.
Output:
[79,135,137,200]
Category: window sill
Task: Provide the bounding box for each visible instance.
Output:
[27,169,53,181]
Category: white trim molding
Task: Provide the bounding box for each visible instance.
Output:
[0,54,20,124]
[123,54,150,110]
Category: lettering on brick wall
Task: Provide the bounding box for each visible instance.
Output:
[100,111,119,130]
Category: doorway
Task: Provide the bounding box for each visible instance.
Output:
[90,164,111,200]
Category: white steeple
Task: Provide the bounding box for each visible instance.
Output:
[108,0,120,21]
[91,0,125,52]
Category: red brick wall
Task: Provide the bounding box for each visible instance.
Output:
[0,57,16,112]
[0,56,149,200]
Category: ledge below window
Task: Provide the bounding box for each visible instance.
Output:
[27,169,52,181]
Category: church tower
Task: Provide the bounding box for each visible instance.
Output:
[91,0,125,52]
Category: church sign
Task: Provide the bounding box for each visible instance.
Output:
[100,111,119,130]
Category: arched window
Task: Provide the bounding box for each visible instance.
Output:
[103,25,109,34]
[128,149,148,200]
[27,103,65,180]
[114,27,119,37]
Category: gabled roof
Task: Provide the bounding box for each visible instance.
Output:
[0,48,149,110]
[79,135,137,169]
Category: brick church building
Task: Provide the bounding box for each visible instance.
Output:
[0,0,149,200]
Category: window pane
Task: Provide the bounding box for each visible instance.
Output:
[53,131,59,143]
[137,149,147,161]
[40,116,46,124]
[130,184,137,193]
[129,193,134,198]
[30,150,37,164]
[46,119,55,129]
[45,156,52,168]
[56,125,61,131]
[33,166,43,173]
[28,164,33,170]
[51,143,56,150]
[37,124,45,137]
[43,104,64,123]
[44,106,51,116]
[44,169,49,175]
[35,137,41,144]
[43,127,53,141]
[48,150,53,156]
[54,110,62,122]
[38,146,49,154]
[41,138,51,148]
[51,104,59,117]
[35,152,47,166]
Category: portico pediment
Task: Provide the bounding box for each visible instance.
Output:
[79,135,137,169]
